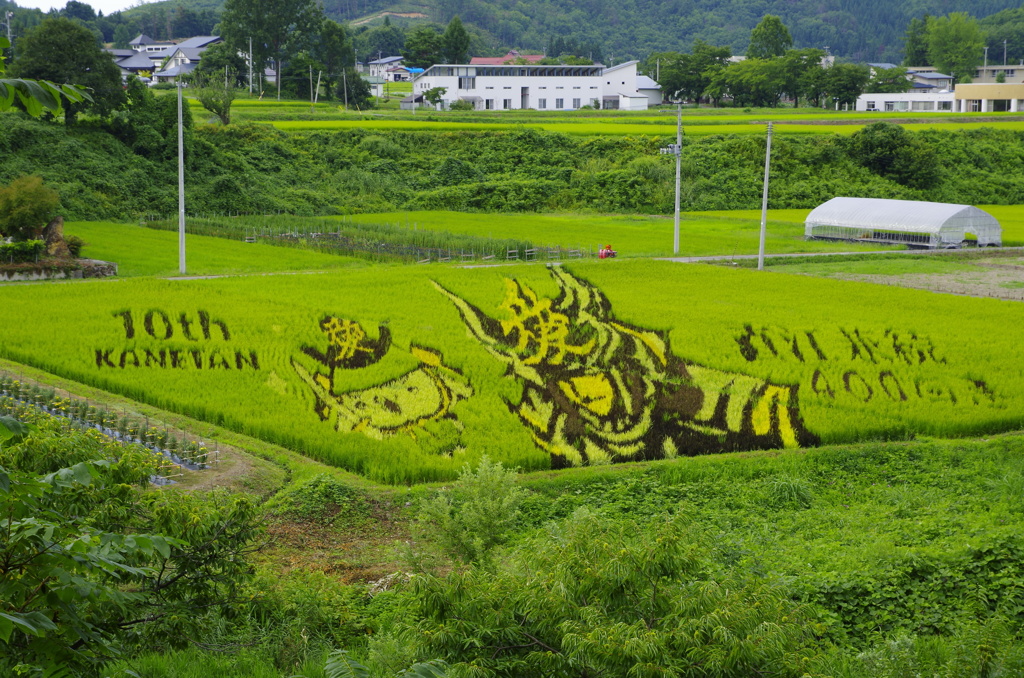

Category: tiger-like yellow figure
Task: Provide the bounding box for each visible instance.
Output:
[434,267,817,467]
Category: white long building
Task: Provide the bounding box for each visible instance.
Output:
[410,60,657,111]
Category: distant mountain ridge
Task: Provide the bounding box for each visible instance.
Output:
[14,0,1020,63]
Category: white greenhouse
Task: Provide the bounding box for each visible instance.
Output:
[804,197,1002,248]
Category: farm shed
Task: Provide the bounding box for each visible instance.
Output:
[804,197,1002,248]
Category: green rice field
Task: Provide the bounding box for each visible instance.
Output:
[65,222,368,277]
[2,255,1022,484]
[339,210,892,257]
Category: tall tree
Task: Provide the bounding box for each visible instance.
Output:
[314,19,354,98]
[193,41,249,87]
[442,15,470,64]
[746,15,792,60]
[112,23,132,49]
[219,0,324,97]
[356,16,406,63]
[823,62,870,107]
[402,25,443,69]
[656,39,730,104]
[9,17,123,124]
[903,15,931,67]
[868,65,913,93]
[927,12,985,82]
[780,47,825,107]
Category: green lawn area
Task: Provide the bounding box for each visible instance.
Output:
[67,222,366,277]
[339,210,892,257]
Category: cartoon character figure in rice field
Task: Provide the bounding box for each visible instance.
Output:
[434,267,818,468]
[291,316,473,440]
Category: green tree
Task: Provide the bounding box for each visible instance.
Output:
[402,26,443,69]
[423,85,446,106]
[747,14,792,60]
[112,24,132,49]
[0,36,91,117]
[336,68,372,109]
[193,41,249,88]
[656,39,731,104]
[903,15,931,67]
[9,17,124,124]
[219,0,324,98]
[709,58,788,107]
[0,415,264,677]
[0,175,60,241]
[780,48,825,107]
[928,12,985,82]
[869,65,913,93]
[823,62,870,108]
[850,121,941,189]
[441,15,470,64]
[314,19,355,100]
[356,17,405,63]
[191,73,236,125]
[417,457,526,566]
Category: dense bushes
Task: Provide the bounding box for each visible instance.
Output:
[4,112,1024,222]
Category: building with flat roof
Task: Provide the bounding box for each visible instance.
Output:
[412,60,657,111]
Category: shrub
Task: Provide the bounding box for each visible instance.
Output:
[64,235,84,258]
[0,239,45,263]
[417,456,526,565]
[0,176,60,241]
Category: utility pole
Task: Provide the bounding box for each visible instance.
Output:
[248,37,252,95]
[309,64,313,112]
[342,68,348,108]
[177,78,186,275]
[659,92,683,256]
[757,122,773,271]
[673,102,681,255]
[1004,39,1009,66]
[984,46,989,68]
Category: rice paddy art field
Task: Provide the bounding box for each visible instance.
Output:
[2,259,1023,484]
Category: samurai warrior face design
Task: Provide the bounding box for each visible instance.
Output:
[292,317,473,440]
[435,267,818,468]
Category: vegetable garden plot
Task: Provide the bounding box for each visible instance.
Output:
[0,261,1022,483]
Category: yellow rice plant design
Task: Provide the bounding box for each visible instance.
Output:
[292,317,473,440]
[435,268,817,467]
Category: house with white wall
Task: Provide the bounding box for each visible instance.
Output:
[411,61,658,111]
[368,56,404,79]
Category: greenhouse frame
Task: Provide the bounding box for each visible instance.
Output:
[804,197,1002,248]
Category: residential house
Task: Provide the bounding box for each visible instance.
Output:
[151,36,223,83]
[368,56,403,79]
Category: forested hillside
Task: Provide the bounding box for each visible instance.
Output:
[3,112,1024,221]
[3,0,1023,62]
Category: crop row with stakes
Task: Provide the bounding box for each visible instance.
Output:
[1,260,1022,484]
[0,374,216,472]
